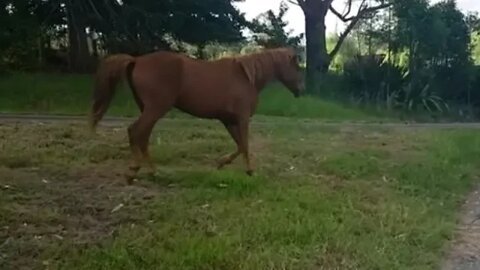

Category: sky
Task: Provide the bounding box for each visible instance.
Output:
[236,0,480,35]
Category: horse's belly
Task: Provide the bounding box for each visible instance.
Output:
[175,91,230,119]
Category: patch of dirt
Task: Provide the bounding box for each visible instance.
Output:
[441,185,480,270]
[0,120,258,269]
[0,162,163,270]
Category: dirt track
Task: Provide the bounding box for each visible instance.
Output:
[1,113,479,270]
[3,113,480,129]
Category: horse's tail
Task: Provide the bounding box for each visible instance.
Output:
[89,54,136,132]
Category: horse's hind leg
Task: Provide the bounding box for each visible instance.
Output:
[217,123,241,169]
[131,87,144,113]
[127,121,143,184]
[126,106,170,184]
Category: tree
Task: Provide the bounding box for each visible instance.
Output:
[472,32,480,65]
[326,34,359,70]
[430,0,472,103]
[345,0,474,111]
[290,0,390,93]
[466,12,480,33]
[0,0,50,69]
[1,0,249,70]
[391,0,471,102]
[65,0,92,72]
[249,1,304,49]
[98,0,247,57]
[168,0,247,59]
[466,12,480,64]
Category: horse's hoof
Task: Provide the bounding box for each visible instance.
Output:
[126,176,134,185]
[125,172,138,185]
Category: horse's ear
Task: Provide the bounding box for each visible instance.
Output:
[236,58,256,85]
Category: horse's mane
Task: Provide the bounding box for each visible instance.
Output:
[232,48,294,86]
[233,48,293,65]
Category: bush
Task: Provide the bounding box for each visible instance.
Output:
[469,66,480,107]
[343,54,404,108]
[342,54,456,114]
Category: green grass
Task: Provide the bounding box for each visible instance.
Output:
[257,89,375,121]
[1,118,479,269]
[0,72,140,116]
[0,72,384,121]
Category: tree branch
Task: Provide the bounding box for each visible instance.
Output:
[358,0,368,10]
[328,1,391,59]
[287,0,306,12]
[330,0,383,22]
[329,6,356,22]
[343,0,353,18]
[328,17,359,59]
[287,0,299,6]
[357,2,391,20]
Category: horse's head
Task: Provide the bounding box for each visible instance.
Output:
[272,48,305,98]
[235,48,305,97]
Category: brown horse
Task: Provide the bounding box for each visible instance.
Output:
[89,48,304,184]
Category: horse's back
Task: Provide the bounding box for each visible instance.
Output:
[132,51,184,89]
[134,51,245,88]
[130,50,255,118]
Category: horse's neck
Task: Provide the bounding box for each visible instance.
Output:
[254,74,272,91]
[253,55,277,91]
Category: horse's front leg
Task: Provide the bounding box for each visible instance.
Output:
[217,151,240,169]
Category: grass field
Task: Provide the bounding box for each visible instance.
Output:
[1,117,479,269]
[0,72,384,121]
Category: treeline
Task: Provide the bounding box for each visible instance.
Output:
[0,0,249,72]
[333,0,480,117]
[2,0,480,118]
[0,0,306,72]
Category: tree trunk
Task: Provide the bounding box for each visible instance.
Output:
[66,0,91,73]
[304,6,330,94]
[301,0,389,94]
